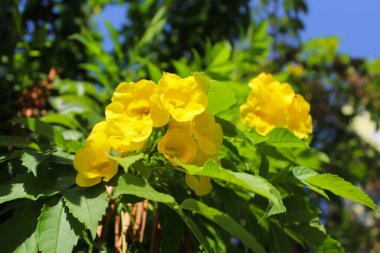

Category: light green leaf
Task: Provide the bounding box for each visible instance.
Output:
[207,81,236,114]
[181,199,265,253]
[104,20,123,63]
[317,236,344,253]
[0,135,40,150]
[63,184,108,239]
[108,153,144,173]
[49,95,101,115]
[172,60,192,77]
[179,160,285,215]
[265,128,308,148]
[0,202,41,253]
[305,173,378,211]
[41,113,83,130]
[20,150,51,176]
[292,167,331,200]
[147,62,162,83]
[38,199,79,253]
[14,231,39,253]
[113,174,175,205]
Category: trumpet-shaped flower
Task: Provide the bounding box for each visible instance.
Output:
[159,111,222,167]
[73,121,118,187]
[185,174,212,196]
[157,72,208,122]
[192,111,223,155]
[105,80,169,147]
[157,129,198,165]
[240,73,312,138]
[287,94,313,139]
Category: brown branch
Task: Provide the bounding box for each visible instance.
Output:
[149,208,160,253]
[122,211,131,252]
[114,214,122,253]
[133,202,143,237]
[139,200,149,243]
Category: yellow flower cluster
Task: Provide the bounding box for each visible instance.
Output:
[73,72,222,196]
[240,73,312,139]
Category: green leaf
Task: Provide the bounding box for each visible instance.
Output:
[317,236,344,253]
[0,201,42,253]
[292,167,331,200]
[269,224,292,253]
[160,204,184,253]
[49,95,101,115]
[104,20,123,63]
[0,165,75,204]
[0,150,23,163]
[63,184,108,239]
[147,62,162,83]
[181,199,265,253]
[0,135,40,150]
[304,173,378,211]
[37,199,79,253]
[207,81,236,114]
[108,153,144,173]
[16,118,66,148]
[174,208,214,253]
[172,60,192,77]
[179,160,285,215]
[208,42,231,68]
[113,175,213,252]
[20,150,51,176]
[14,231,39,253]
[265,128,308,148]
[113,174,176,205]
[41,113,83,130]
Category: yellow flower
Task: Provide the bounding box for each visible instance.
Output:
[73,122,118,187]
[105,79,169,146]
[159,111,223,167]
[240,73,312,138]
[185,174,212,196]
[157,129,198,165]
[157,72,208,122]
[287,94,313,139]
[191,111,223,155]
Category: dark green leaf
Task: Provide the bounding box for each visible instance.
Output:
[20,150,51,176]
[0,136,40,150]
[180,160,285,215]
[16,118,66,148]
[0,201,42,253]
[181,199,265,253]
[14,231,39,253]
[160,204,184,253]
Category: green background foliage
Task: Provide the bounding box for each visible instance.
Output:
[1,0,380,252]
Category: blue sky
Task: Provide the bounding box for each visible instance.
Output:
[96,1,380,59]
[301,0,380,59]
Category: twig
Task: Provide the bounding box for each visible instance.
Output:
[149,208,160,253]
[133,202,143,237]
[114,214,122,253]
[139,200,148,243]
[121,211,131,253]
